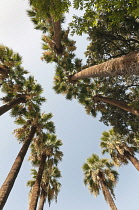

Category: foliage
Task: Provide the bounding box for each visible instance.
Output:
[70,0,139,68]
[54,64,139,134]
[13,111,55,142]
[0,46,46,119]
[29,132,63,166]
[28,0,71,21]
[27,0,139,136]
[72,0,139,31]
[27,120,63,208]
[82,154,118,199]
[27,8,64,33]
[27,165,61,206]
[0,45,28,83]
[100,128,139,166]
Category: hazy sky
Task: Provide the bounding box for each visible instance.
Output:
[1,1,139,210]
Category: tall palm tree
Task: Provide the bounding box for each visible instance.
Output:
[27,165,61,210]
[100,128,139,170]
[38,166,61,210]
[69,51,139,81]
[0,111,55,209]
[28,133,63,210]
[0,124,36,210]
[82,154,118,210]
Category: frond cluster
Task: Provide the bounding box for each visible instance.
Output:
[82,154,119,200]
[100,128,139,166]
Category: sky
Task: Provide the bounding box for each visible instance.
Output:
[0,1,139,210]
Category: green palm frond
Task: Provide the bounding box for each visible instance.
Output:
[82,154,118,199]
[100,128,139,166]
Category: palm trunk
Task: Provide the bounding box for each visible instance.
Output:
[0,126,36,210]
[124,151,139,171]
[70,51,139,80]
[100,181,117,210]
[29,152,46,210]
[98,172,117,210]
[37,188,46,210]
[52,19,63,54]
[93,95,139,116]
[0,97,26,116]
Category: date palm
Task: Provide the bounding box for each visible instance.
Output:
[82,154,118,210]
[100,129,139,170]
[0,111,55,209]
[28,132,63,210]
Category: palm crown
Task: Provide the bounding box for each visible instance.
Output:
[100,128,139,166]
[82,154,118,199]
[27,165,61,207]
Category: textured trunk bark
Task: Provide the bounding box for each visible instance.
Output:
[93,95,139,116]
[52,19,63,54]
[100,180,118,210]
[124,151,139,171]
[29,152,46,210]
[98,171,117,210]
[37,189,46,210]
[0,126,36,210]
[70,51,139,80]
[0,96,26,116]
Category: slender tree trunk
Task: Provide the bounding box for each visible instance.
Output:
[37,188,46,210]
[100,180,117,210]
[52,19,63,54]
[0,126,36,210]
[93,95,139,116]
[0,97,26,116]
[29,152,46,210]
[124,151,139,171]
[98,172,117,210]
[70,51,139,80]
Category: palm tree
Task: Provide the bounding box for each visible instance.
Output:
[0,111,55,209]
[69,51,139,81]
[0,46,46,117]
[28,133,63,210]
[38,166,61,210]
[93,95,139,116]
[28,0,67,54]
[100,128,139,170]
[82,154,118,210]
[0,124,36,209]
[27,165,61,210]
[28,150,47,210]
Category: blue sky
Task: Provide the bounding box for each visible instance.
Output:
[0,1,139,210]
